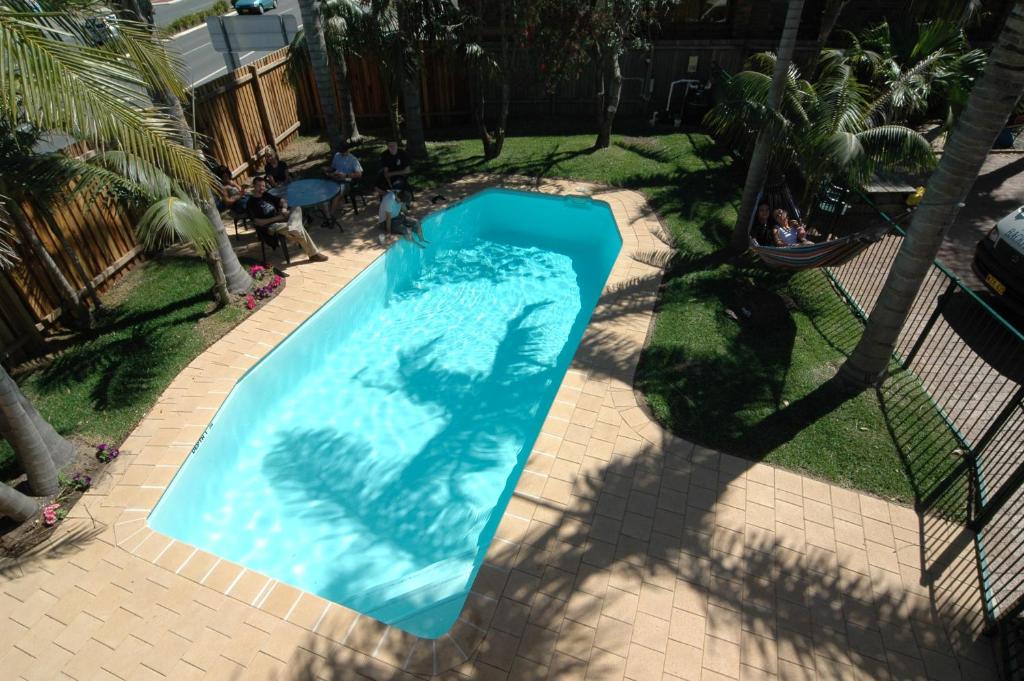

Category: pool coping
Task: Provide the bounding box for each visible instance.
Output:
[90,176,712,676]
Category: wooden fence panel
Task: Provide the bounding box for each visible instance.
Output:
[1,188,140,365]
[193,49,306,178]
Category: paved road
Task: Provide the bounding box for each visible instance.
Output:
[156,0,302,88]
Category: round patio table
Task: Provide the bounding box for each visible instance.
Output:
[271,179,342,230]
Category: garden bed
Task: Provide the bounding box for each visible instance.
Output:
[1,252,285,553]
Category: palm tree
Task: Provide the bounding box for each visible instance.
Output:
[826,18,986,131]
[387,0,462,157]
[0,1,232,520]
[723,0,804,253]
[297,0,342,150]
[708,55,937,217]
[462,0,513,159]
[299,0,373,142]
[807,0,850,78]
[839,1,1024,388]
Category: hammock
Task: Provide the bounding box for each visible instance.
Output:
[748,182,889,270]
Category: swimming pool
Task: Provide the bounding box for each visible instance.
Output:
[149,188,622,637]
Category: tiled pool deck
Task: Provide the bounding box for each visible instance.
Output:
[0,178,999,680]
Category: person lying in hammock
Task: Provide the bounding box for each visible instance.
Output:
[771,208,813,247]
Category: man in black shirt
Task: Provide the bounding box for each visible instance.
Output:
[375,139,412,194]
[247,177,328,262]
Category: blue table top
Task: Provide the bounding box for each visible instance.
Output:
[270,179,340,208]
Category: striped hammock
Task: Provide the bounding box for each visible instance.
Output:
[748,182,888,270]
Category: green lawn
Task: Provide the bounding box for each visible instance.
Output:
[1,256,244,478]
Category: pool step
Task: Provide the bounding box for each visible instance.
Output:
[344,551,476,635]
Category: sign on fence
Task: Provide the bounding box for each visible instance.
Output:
[206,15,300,69]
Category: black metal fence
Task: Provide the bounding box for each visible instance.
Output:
[822,191,1024,679]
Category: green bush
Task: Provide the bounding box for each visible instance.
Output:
[165,0,231,36]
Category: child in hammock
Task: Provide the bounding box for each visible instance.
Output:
[771,208,813,247]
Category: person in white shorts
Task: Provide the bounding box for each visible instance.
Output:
[247,177,328,262]
[378,188,427,248]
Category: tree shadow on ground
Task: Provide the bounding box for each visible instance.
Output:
[256,437,993,680]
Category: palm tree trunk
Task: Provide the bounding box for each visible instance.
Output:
[8,200,91,330]
[595,50,623,150]
[204,250,231,308]
[0,389,76,469]
[807,0,849,78]
[336,54,361,142]
[40,204,102,311]
[395,1,427,158]
[494,0,510,159]
[730,0,805,253]
[298,0,342,150]
[0,480,38,522]
[0,365,59,496]
[155,87,254,295]
[399,71,428,157]
[840,1,1024,388]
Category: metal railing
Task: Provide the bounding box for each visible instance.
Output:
[821,191,1024,677]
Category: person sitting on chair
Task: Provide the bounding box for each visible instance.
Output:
[325,142,363,214]
[375,140,411,195]
[263,150,290,187]
[378,188,427,248]
[752,202,773,244]
[215,166,246,212]
[247,177,328,262]
[772,208,811,247]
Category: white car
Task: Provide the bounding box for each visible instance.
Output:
[973,206,1024,316]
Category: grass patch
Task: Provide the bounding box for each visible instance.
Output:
[164,0,230,36]
[1,256,244,478]
[325,127,955,502]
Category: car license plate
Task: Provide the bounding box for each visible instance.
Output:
[986,273,1007,295]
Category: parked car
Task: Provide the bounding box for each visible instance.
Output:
[232,0,277,14]
[973,205,1024,316]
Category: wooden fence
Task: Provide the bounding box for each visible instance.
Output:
[1,49,305,366]
[2,37,816,366]
[192,49,305,179]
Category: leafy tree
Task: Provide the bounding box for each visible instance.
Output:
[840,1,1024,387]
[528,0,674,149]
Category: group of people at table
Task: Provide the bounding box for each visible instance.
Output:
[214,139,427,264]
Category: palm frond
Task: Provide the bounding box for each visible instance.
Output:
[0,9,213,194]
[135,197,217,254]
[855,124,936,165]
[0,197,18,269]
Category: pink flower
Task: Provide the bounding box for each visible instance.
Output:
[42,503,61,526]
[246,295,256,310]
[249,265,266,276]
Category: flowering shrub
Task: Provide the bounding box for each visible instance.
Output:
[244,265,283,308]
[95,443,120,463]
[59,472,92,492]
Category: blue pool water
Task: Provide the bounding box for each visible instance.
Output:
[149,189,621,637]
